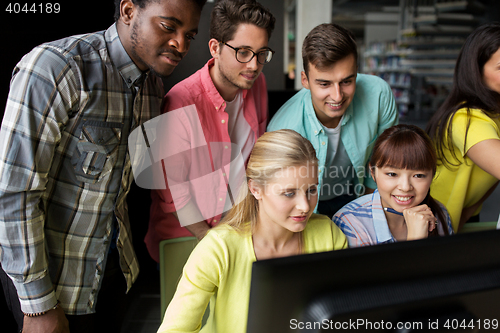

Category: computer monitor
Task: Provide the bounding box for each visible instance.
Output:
[247,230,500,332]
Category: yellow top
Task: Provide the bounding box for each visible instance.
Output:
[430,107,500,232]
[157,214,347,333]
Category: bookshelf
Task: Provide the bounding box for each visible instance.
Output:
[362,41,412,118]
[396,0,485,119]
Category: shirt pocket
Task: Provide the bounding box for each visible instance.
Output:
[71,120,123,184]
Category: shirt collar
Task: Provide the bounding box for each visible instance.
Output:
[303,89,327,137]
[371,190,396,243]
[342,103,353,125]
[105,23,145,89]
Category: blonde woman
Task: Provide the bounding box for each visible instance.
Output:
[158,129,347,333]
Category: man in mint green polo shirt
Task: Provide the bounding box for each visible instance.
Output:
[268,23,398,217]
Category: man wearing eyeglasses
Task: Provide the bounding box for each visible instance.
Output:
[145,0,276,262]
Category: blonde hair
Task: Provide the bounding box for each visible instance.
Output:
[220,129,318,233]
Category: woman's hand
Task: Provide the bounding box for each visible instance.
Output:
[403,204,437,240]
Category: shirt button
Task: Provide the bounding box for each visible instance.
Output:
[219,198,223,201]
[222,173,226,177]
[322,142,326,145]
[221,119,226,124]
[224,145,228,149]
[213,219,217,223]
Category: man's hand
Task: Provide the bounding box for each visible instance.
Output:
[23,306,70,333]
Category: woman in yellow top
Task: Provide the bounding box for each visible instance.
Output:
[427,22,500,232]
[157,129,347,333]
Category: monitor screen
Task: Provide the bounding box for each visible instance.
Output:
[247,230,500,332]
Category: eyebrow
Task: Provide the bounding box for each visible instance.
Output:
[158,16,199,33]
[315,74,356,84]
[233,44,271,51]
[341,74,356,81]
[281,183,319,191]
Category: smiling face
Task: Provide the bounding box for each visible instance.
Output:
[301,55,357,128]
[372,166,433,213]
[209,23,269,100]
[483,47,500,94]
[118,0,201,78]
[250,164,319,234]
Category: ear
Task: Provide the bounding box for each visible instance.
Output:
[119,0,135,25]
[209,39,221,59]
[248,179,263,200]
[301,71,310,90]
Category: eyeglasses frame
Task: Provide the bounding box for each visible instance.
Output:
[220,41,275,65]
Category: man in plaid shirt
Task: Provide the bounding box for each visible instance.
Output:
[0,0,206,332]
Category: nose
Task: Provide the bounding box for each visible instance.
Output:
[168,34,189,54]
[295,193,311,214]
[246,54,259,71]
[330,84,343,102]
[398,176,413,192]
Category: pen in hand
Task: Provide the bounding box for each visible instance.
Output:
[384,207,404,216]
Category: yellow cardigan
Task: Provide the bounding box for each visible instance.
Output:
[157,214,347,333]
[431,107,500,232]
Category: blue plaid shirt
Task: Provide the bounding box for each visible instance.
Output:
[333,190,454,247]
[0,24,163,315]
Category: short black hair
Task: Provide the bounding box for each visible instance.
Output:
[114,0,207,21]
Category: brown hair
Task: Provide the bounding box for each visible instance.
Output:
[220,129,318,233]
[370,124,437,175]
[302,23,358,76]
[370,124,449,236]
[209,0,275,43]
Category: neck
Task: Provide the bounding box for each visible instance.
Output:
[209,60,239,101]
[116,20,147,72]
[321,118,341,129]
[314,107,341,129]
[384,210,407,241]
[254,223,296,249]
[252,215,301,260]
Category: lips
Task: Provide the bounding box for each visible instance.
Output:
[241,72,257,81]
[326,101,344,110]
[161,53,181,66]
[290,215,308,222]
[392,195,414,205]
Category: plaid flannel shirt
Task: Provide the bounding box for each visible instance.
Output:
[0,24,163,315]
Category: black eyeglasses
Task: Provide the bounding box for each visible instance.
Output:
[221,42,275,65]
